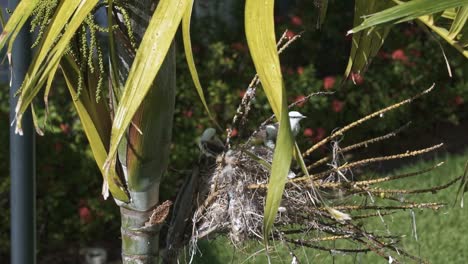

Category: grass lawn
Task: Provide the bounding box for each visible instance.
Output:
[190,151,468,263]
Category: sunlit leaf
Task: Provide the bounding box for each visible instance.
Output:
[0,0,39,52]
[182,0,220,129]
[448,6,468,39]
[15,0,99,133]
[349,0,468,34]
[61,55,129,202]
[104,0,190,179]
[344,0,393,79]
[245,0,294,245]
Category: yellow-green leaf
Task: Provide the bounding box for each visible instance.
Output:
[344,0,393,79]
[349,0,468,34]
[0,0,39,52]
[448,6,468,39]
[15,0,99,133]
[182,0,219,129]
[61,55,129,202]
[245,0,294,245]
[104,0,190,176]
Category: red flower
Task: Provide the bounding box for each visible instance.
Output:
[290,16,303,26]
[315,127,326,141]
[230,128,238,137]
[377,51,389,59]
[391,49,408,62]
[351,72,364,85]
[294,95,307,107]
[454,95,464,106]
[323,76,336,90]
[79,206,92,223]
[60,123,70,135]
[239,90,246,98]
[296,66,304,75]
[285,30,296,39]
[331,99,345,113]
[303,128,314,137]
[231,42,247,52]
[410,49,421,58]
[286,67,294,75]
[183,110,193,118]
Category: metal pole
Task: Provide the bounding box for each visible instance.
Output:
[8,0,36,263]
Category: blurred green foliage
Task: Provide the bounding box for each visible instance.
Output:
[0,0,466,261]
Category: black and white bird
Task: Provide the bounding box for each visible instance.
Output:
[262,111,306,149]
[198,128,225,158]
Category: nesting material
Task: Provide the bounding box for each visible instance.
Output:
[189,87,463,263]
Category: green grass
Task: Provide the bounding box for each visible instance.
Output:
[190,151,468,263]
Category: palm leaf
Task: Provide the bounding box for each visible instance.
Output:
[349,0,468,34]
[14,0,99,133]
[61,54,129,202]
[182,0,219,129]
[449,6,468,39]
[104,0,190,183]
[344,0,393,78]
[245,0,294,245]
[0,0,39,52]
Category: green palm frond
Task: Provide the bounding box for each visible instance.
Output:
[349,0,468,58]
[245,0,294,245]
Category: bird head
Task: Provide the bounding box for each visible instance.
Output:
[288,111,306,136]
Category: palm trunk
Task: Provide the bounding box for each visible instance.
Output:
[120,207,159,263]
[111,1,176,262]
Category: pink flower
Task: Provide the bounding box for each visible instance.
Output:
[391,49,408,62]
[60,123,70,135]
[290,16,303,26]
[351,72,364,85]
[230,128,238,137]
[296,66,304,75]
[183,110,193,118]
[79,206,92,223]
[239,90,246,98]
[315,127,326,142]
[303,128,314,137]
[331,99,345,113]
[231,42,247,52]
[454,95,464,106]
[410,49,421,58]
[286,30,296,39]
[323,76,336,90]
[377,51,389,59]
[294,95,307,107]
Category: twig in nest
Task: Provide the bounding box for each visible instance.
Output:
[363,176,461,195]
[307,122,412,170]
[303,84,435,158]
[321,202,444,211]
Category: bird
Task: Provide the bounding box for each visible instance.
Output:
[262,111,306,149]
[198,128,225,158]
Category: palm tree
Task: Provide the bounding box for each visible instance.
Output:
[3,0,467,262]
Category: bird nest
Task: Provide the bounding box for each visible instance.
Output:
[188,86,465,263]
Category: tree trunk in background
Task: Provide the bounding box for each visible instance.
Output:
[113,1,176,263]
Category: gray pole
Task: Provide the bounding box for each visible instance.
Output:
[8,0,36,263]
